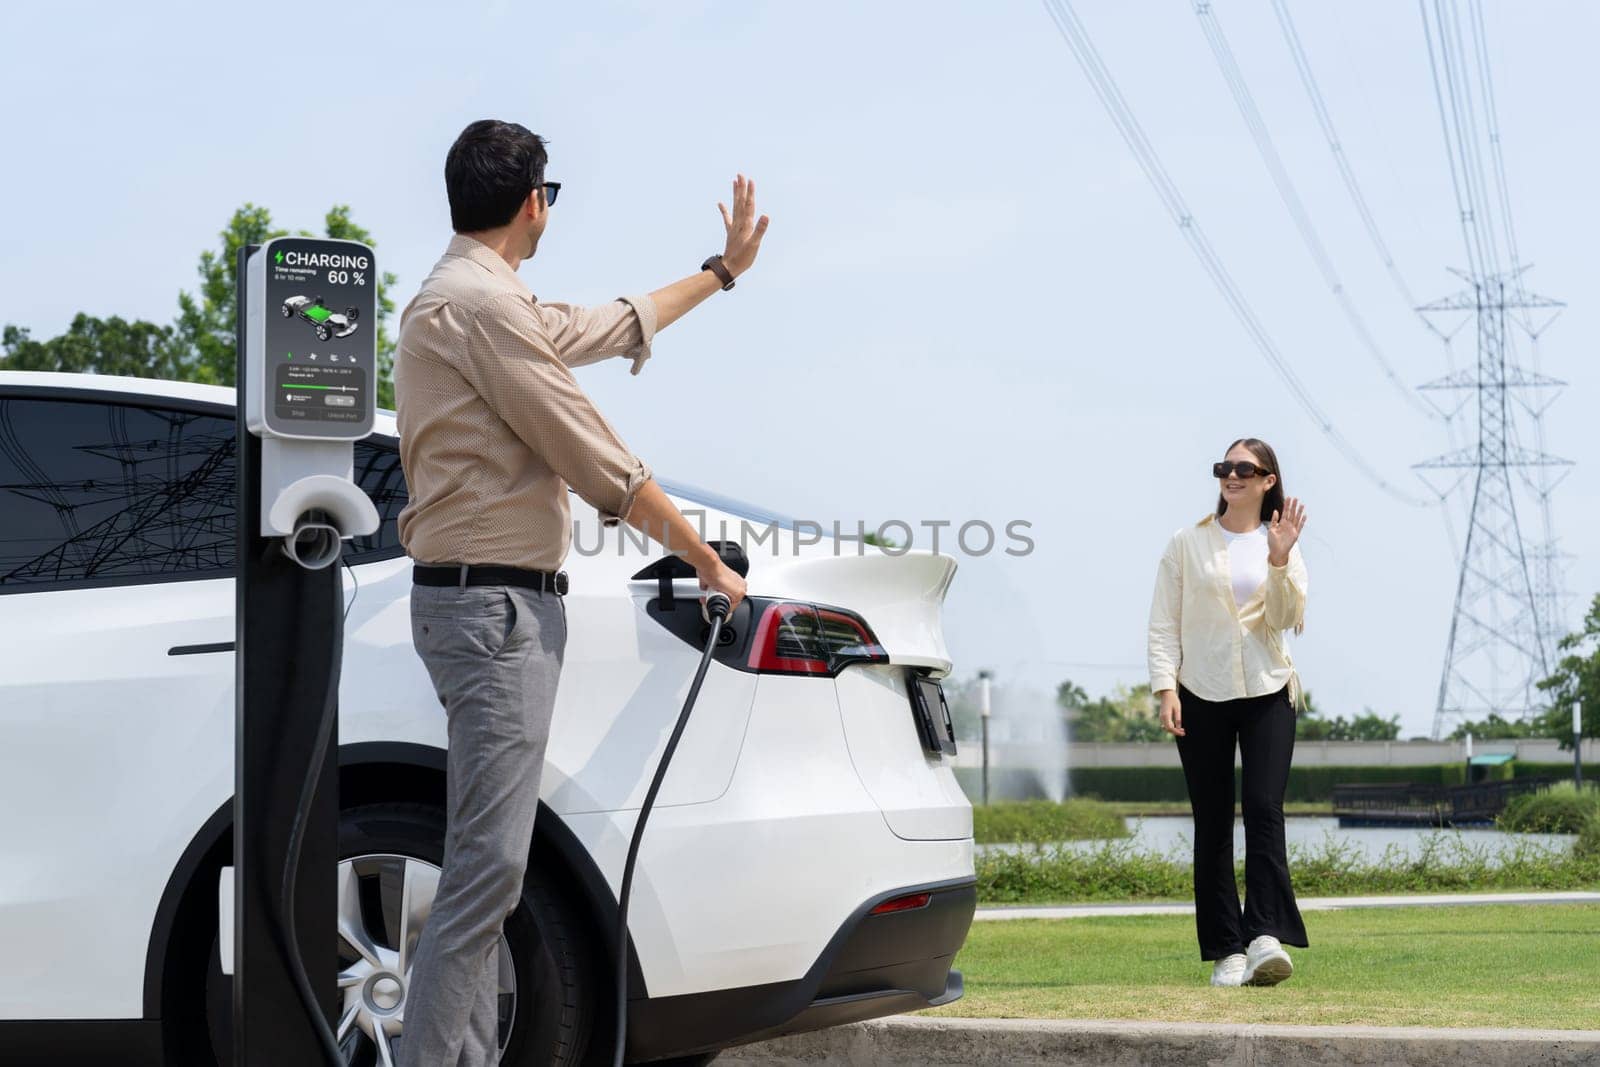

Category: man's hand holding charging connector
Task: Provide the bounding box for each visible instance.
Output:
[622,483,747,613]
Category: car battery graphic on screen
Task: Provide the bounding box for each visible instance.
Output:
[281,294,360,342]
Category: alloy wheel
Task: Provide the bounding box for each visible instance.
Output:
[334,852,516,1066]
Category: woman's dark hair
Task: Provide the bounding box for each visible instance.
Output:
[445,119,549,233]
[1216,437,1286,523]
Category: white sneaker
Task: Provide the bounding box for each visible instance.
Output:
[1243,935,1293,986]
[1210,953,1247,987]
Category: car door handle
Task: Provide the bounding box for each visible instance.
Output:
[168,641,236,656]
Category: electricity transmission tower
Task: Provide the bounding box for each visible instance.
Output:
[1415,0,1575,739]
[1415,269,1571,738]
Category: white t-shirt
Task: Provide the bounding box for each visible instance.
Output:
[1219,521,1269,607]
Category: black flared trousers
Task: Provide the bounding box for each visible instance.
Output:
[1174,683,1309,960]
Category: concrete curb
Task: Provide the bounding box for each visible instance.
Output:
[975,890,1600,920]
[718,1017,1600,1066]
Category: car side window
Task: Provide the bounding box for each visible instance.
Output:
[346,437,409,563]
[0,395,236,590]
[0,395,408,592]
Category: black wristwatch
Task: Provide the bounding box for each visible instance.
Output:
[701,254,735,291]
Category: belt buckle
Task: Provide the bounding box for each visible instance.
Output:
[553,571,569,596]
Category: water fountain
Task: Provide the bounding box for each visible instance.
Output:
[979,672,1069,802]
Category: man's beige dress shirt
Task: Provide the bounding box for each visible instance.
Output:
[1147,512,1309,709]
[394,234,657,572]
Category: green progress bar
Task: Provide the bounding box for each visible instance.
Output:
[283,384,337,390]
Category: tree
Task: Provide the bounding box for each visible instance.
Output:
[1064,680,1168,742]
[321,205,399,408]
[1295,711,1334,741]
[1293,691,1401,741]
[1448,713,1541,741]
[1345,709,1402,741]
[4,203,398,407]
[1535,591,1600,748]
[1056,680,1089,710]
[2,315,191,379]
[171,204,280,387]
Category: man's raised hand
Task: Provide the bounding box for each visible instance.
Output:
[718,174,770,277]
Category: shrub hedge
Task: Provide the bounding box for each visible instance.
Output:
[1499,782,1600,834]
[977,831,1600,904]
[954,762,1600,804]
[1512,762,1600,783]
[1577,813,1600,860]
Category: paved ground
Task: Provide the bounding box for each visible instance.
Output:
[974,889,1600,920]
[720,1017,1600,1065]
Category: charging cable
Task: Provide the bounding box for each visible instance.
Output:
[276,562,348,1065]
[612,591,732,1067]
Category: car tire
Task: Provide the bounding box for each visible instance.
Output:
[202,801,597,1066]
[281,303,293,317]
[345,307,360,322]
[316,325,331,342]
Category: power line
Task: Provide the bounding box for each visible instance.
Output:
[1191,1,1437,419]
[1466,0,1523,278]
[1423,0,1505,280]
[1266,0,1481,533]
[1419,1,1483,278]
[1037,0,1432,506]
[1270,0,1442,335]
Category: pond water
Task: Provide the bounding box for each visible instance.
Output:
[977,815,1576,861]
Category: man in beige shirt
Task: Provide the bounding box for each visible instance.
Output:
[393,119,766,1067]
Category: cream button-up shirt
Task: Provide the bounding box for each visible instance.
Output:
[1147,512,1309,708]
[394,234,658,573]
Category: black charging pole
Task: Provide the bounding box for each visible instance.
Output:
[234,243,342,1063]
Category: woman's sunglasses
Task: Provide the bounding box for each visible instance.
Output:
[1213,461,1271,479]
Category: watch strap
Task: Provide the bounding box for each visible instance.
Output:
[701,254,735,291]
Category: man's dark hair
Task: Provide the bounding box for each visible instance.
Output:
[445,119,549,232]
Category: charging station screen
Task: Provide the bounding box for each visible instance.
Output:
[273,362,369,422]
[258,238,378,438]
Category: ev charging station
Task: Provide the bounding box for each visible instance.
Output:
[230,237,380,1064]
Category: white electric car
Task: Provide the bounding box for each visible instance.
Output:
[0,371,974,1066]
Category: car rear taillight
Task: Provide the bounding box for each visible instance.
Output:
[746,601,888,676]
[870,892,932,915]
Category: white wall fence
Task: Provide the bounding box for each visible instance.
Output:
[950,738,1600,770]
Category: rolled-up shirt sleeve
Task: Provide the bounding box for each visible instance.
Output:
[1264,543,1309,633]
[465,293,652,522]
[537,293,658,375]
[1147,532,1183,694]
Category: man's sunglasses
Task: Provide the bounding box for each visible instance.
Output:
[537,181,561,206]
[1213,461,1271,479]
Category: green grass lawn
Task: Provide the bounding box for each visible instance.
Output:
[925,904,1600,1029]
[1094,800,1333,818]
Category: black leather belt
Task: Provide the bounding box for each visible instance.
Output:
[413,563,569,596]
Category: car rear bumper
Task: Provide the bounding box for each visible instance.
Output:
[626,876,976,1062]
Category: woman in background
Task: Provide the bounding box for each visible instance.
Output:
[1147,437,1309,987]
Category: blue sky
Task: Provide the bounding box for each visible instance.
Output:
[2,1,1594,738]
